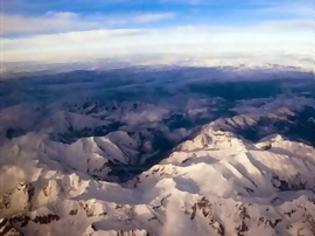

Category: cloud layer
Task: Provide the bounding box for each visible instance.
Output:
[0,12,176,35]
[1,21,313,71]
[0,0,313,72]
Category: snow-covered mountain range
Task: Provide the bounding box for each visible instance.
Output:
[0,67,314,236]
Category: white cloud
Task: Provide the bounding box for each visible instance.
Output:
[0,12,83,35]
[0,11,176,35]
[1,21,313,71]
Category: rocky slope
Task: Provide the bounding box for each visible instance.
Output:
[1,120,315,235]
[0,72,314,236]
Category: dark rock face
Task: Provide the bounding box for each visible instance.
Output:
[0,218,24,236]
[9,215,30,228]
[235,204,250,236]
[190,197,225,236]
[32,214,60,224]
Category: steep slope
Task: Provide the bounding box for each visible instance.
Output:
[0,130,141,183]
[1,67,315,236]
[212,96,315,145]
[1,122,315,236]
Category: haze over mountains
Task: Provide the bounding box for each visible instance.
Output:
[0,66,314,235]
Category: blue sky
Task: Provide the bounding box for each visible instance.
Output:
[0,0,314,71]
[1,0,313,32]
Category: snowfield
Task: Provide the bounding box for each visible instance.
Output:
[0,68,314,236]
[1,122,315,236]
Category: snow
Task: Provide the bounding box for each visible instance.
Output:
[1,82,315,235]
[1,121,315,235]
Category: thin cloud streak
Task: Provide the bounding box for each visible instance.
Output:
[0,11,176,35]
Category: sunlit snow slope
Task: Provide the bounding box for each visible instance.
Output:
[0,69,314,236]
[1,118,315,235]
